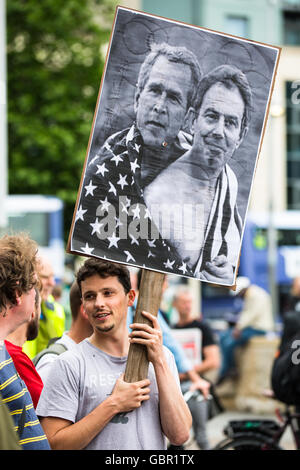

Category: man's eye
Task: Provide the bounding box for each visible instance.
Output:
[84,294,95,300]
[225,118,238,128]
[104,290,113,296]
[167,92,179,103]
[205,113,218,121]
[148,86,161,95]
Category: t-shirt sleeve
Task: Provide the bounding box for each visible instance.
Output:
[200,322,216,348]
[36,351,80,423]
[35,353,59,385]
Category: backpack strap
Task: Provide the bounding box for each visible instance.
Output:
[32,343,68,367]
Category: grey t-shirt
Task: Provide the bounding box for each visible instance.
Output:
[36,339,180,450]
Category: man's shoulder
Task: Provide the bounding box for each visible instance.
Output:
[84,127,132,178]
[174,319,201,329]
[175,319,216,341]
[91,127,132,160]
[50,339,86,367]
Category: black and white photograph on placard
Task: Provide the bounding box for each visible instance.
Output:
[68,6,280,286]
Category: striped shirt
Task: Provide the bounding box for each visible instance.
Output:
[0,341,50,450]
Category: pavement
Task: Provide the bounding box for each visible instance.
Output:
[184,410,296,450]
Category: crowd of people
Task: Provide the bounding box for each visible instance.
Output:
[0,232,222,450]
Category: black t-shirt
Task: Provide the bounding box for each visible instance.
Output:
[174,319,216,355]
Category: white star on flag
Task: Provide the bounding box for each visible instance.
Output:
[144,207,152,220]
[100,197,110,212]
[90,217,103,235]
[147,239,156,248]
[117,174,128,190]
[107,232,120,249]
[126,126,135,143]
[178,262,188,275]
[96,163,108,176]
[130,159,140,174]
[111,154,123,166]
[75,205,87,222]
[108,182,117,196]
[148,250,155,258]
[135,144,141,153]
[124,250,135,262]
[115,217,123,228]
[81,243,94,255]
[131,204,140,219]
[120,202,128,215]
[129,234,139,245]
[84,180,97,197]
[163,259,175,270]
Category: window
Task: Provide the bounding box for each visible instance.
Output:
[224,15,248,38]
[286,81,300,209]
[7,212,49,246]
[283,10,300,45]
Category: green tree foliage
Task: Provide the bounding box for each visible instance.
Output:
[7,0,115,242]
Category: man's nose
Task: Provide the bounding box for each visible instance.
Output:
[211,116,225,138]
[153,92,167,113]
[94,292,105,308]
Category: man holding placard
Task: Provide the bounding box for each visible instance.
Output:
[36,258,192,450]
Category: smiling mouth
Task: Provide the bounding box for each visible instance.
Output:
[94,312,111,320]
[204,139,225,152]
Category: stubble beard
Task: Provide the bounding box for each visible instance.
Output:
[95,323,115,333]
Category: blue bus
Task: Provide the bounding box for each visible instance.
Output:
[4,195,65,282]
[201,211,300,321]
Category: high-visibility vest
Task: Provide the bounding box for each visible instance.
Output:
[23,295,65,359]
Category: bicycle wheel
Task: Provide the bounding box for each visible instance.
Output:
[214,435,282,450]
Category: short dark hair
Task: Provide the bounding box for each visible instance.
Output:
[195,64,252,137]
[136,42,202,111]
[69,281,82,321]
[76,259,131,295]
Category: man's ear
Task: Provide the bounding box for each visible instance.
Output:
[127,289,136,307]
[80,304,89,321]
[15,293,22,306]
[133,90,140,115]
[182,107,196,134]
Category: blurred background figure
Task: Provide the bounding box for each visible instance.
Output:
[23,256,66,358]
[34,281,93,384]
[173,288,220,450]
[5,288,43,408]
[277,276,300,355]
[217,276,274,385]
[52,284,63,304]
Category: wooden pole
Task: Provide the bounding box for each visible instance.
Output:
[124,269,165,382]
